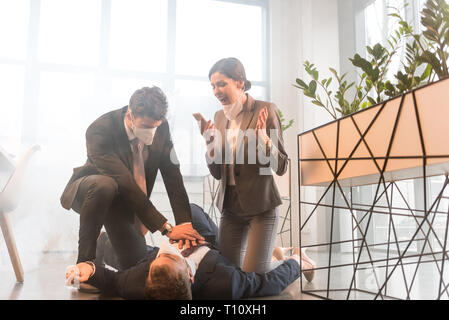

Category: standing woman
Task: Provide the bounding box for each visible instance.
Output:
[203,57,288,273]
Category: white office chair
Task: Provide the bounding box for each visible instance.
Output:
[0,145,40,283]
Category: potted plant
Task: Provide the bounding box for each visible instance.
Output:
[297,0,449,186]
[295,1,448,121]
[296,0,449,300]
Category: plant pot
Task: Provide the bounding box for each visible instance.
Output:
[299,77,449,187]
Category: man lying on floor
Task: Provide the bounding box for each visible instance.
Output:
[65,204,315,299]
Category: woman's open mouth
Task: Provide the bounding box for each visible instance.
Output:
[216,95,229,105]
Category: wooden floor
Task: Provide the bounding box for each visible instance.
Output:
[0,251,319,300]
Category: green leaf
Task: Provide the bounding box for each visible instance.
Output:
[423,29,439,42]
[350,54,374,75]
[309,80,317,95]
[372,43,386,60]
[295,78,308,88]
[304,90,315,98]
[277,109,284,119]
[387,40,394,49]
[385,81,395,91]
[371,68,380,83]
[444,29,449,47]
[329,67,340,82]
[422,8,436,19]
[399,21,409,29]
[389,13,402,20]
[421,50,443,77]
[420,63,433,81]
[413,76,422,85]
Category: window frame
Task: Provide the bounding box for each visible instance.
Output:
[0,0,270,176]
[0,0,270,150]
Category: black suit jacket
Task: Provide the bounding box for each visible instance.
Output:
[60,106,191,232]
[87,249,301,300]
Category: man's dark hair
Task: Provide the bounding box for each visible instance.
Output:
[208,57,252,91]
[129,86,168,120]
[144,263,192,300]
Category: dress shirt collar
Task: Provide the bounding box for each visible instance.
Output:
[124,117,136,141]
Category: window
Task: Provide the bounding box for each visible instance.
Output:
[0,0,29,154]
[109,0,168,72]
[0,0,269,176]
[364,0,408,81]
[175,0,264,80]
[0,0,30,61]
[0,64,26,153]
[172,0,268,175]
[37,71,96,166]
[38,0,102,66]
[362,0,447,82]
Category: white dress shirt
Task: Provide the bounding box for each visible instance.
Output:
[226,112,243,186]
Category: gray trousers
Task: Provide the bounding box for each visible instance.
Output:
[219,186,282,274]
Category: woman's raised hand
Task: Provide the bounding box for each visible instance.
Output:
[203,120,216,144]
[256,107,270,144]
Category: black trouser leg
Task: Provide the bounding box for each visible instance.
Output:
[73,175,119,264]
[189,203,219,247]
[103,200,148,270]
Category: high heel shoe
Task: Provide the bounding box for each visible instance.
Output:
[300,248,316,282]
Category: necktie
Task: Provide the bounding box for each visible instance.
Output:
[131,139,148,236]
[131,139,147,194]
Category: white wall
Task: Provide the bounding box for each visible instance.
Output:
[269,0,341,248]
